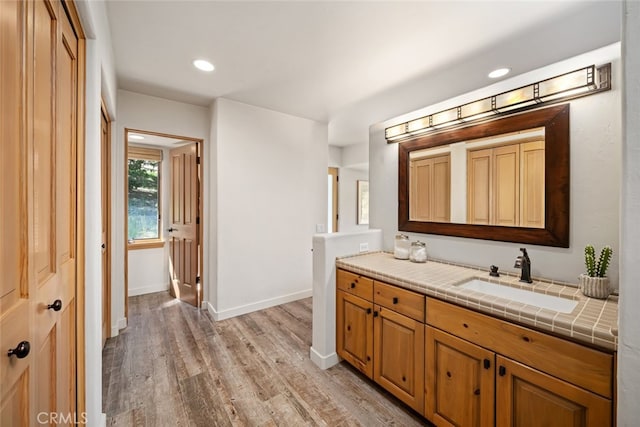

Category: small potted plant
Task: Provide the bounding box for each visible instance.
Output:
[580,245,613,299]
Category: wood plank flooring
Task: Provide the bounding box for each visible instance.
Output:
[103,292,431,426]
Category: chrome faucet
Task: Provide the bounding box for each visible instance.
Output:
[514,247,533,283]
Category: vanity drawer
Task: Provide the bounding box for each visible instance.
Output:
[426,298,613,398]
[374,281,425,322]
[337,269,373,301]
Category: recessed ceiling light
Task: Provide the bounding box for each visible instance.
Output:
[488,68,511,79]
[193,59,215,72]
[129,134,144,140]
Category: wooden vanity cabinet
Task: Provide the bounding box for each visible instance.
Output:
[426,298,613,427]
[336,269,425,414]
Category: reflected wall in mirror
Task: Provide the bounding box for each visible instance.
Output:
[399,104,569,247]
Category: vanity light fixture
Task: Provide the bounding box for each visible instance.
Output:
[193,59,215,72]
[129,134,144,140]
[386,63,611,142]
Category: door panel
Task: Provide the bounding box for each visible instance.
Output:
[1,0,80,423]
[496,356,611,427]
[169,143,199,306]
[426,326,495,427]
[101,108,111,346]
[0,1,29,425]
[374,307,424,414]
[336,290,373,378]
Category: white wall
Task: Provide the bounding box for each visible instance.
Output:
[338,167,369,233]
[618,1,640,424]
[128,247,169,295]
[310,229,382,369]
[371,44,621,288]
[114,90,210,328]
[75,1,118,425]
[208,98,327,319]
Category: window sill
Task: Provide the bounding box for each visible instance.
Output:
[128,239,165,250]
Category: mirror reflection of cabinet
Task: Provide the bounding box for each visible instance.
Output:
[410,154,450,222]
[398,104,569,247]
[467,140,544,228]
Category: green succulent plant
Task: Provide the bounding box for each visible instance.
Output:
[584,245,613,278]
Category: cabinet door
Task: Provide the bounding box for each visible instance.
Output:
[467,148,492,224]
[425,327,494,427]
[519,140,545,228]
[496,356,611,427]
[493,144,520,226]
[374,306,424,414]
[410,154,450,222]
[336,290,373,378]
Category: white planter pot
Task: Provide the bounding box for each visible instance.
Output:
[579,274,611,299]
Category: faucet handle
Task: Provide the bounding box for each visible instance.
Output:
[489,265,500,277]
[514,257,523,269]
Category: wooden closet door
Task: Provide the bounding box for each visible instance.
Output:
[493,144,520,226]
[0,1,30,424]
[32,0,79,422]
[467,149,492,225]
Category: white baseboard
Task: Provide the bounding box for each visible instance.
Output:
[100,412,106,427]
[128,283,169,297]
[110,317,127,337]
[310,346,339,370]
[205,289,312,321]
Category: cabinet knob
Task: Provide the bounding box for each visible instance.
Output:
[47,299,62,311]
[350,282,356,288]
[373,311,379,318]
[498,366,506,376]
[7,341,30,359]
[366,308,372,314]
[392,297,398,304]
[474,388,480,396]
[483,358,491,369]
[347,325,351,331]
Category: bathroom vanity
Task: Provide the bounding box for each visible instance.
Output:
[335,252,617,426]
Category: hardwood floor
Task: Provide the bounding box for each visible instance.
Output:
[103,292,430,426]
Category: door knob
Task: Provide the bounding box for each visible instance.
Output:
[167,227,178,232]
[101,243,106,249]
[47,299,62,312]
[7,341,30,359]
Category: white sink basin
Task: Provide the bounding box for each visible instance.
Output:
[458,279,578,314]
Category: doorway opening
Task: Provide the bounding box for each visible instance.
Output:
[328,167,339,233]
[124,129,204,316]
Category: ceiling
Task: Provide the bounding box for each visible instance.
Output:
[106,1,622,147]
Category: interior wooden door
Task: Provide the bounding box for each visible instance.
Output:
[169,143,200,306]
[34,0,79,421]
[1,0,81,424]
[0,1,30,423]
[496,356,611,427]
[101,106,111,347]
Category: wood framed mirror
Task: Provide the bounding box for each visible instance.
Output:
[398,103,569,247]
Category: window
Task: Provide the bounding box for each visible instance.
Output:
[128,146,162,242]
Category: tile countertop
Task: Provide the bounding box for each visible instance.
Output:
[336,251,618,352]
